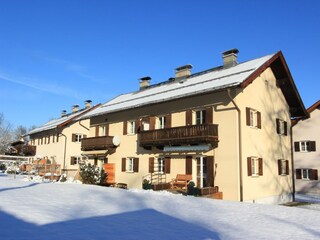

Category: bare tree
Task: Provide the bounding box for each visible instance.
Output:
[0,113,13,154]
[13,125,27,141]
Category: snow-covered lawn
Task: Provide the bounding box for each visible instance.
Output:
[1,174,320,240]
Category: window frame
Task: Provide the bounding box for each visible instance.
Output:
[247,157,263,177]
[126,157,134,172]
[128,121,136,135]
[278,159,289,176]
[195,109,206,125]
[246,107,261,129]
[158,116,166,129]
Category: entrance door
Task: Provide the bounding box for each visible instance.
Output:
[196,156,207,188]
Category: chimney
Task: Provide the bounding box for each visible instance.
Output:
[72,105,79,113]
[139,76,151,90]
[175,64,192,79]
[222,48,239,68]
[61,110,67,117]
[84,100,92,109]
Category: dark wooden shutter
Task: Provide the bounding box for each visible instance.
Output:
[123,121,127,135]
[294,142,300,152]
[105,124,109,136]
[276,119,280,134]
[258,158,263,176]
[206,107,213,124]
[70,157,75,165]
[284,121,288,136]
[296,169,302,179]
[95,126,99,137]
[149,116,155,130]
[121,158,126,172]
[186,156,192,175]
[277,160,282,175]
[311,169,318,180]
[135,119,140,133]
[309,141,316,151]
[166,114,172,128]
[72,134,76,142]
[286,160,289,175]
[257,111,261,129]
[246,107,251,126]
[165,157,171,174]
[133,158,139,172]
[206,156,214,187]
[104,158,108,164]
[186,110,193,126]
[247,157,252,176]
[149,157,154,173]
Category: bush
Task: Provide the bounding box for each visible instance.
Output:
[142,179,152,190]
[79,162,107,185]
[187,181,198,196]
[0,163,6,171]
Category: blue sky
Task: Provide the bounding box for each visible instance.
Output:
[0,0,319,129]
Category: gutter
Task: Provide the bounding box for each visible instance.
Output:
[227,89,243,202]
[290,124,295,201]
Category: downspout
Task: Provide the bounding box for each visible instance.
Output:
[57,129,67,174]
[290,124,295,201]
[227,89,243,202]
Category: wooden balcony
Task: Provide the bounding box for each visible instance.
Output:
[11,145,37,156]
[81,136,115,151]
[140,124,219,148]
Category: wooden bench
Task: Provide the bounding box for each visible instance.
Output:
[171,174,192,189]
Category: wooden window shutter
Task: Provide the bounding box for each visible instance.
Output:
[121,158,126,172]
[72,134,76,142]
[166,114,172,128]
[247,157,252,176]
[105,124,109,136]
[149,157,154,173]
[123,121,127,135]
[135,119,140,133]
[286,160,289,175]
[257,111,261,129]
[311,169,318,180]
[284,121,288,136]
[149,116,155,130]
[70,157,75,165]
[295,169,302,179]
[246,107,251,126]
[165,157,171,174]
[186,110,193,126]
[185,156,192,175]
[258,158,263,176]
[276,119,280,134]
[95,126,99,137]
[104,158,108,164]
[294,142,300,152]
[133,158,139,172]
[309,141,316,151]
[206,156,214,187]
[277,160,282,175]
[206,107,213,124]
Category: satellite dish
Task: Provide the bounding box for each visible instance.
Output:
[112,136,121,146]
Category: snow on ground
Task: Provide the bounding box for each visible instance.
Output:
[1,174,320,240]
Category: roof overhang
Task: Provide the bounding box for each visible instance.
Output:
[241,51,308,118]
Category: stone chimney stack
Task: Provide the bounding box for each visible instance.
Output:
[84,100,92,109]
[175,64,192,79]
[222,48,239,68]
[61,110,67,117]
[72,105,79,113]
[139,76,151,90]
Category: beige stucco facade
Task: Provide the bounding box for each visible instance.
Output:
[293,102,320,194]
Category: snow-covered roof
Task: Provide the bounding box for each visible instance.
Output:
[28,106,98,135]
[83,53,275,118]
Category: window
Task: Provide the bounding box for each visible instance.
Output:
[122,157,139,173]
[276,119,287,135]
[247,157,263,176]
[294,141,316,152]
[246,107,261,129]
[158,116,166,129]
[70,156,82,165]
[296,168,318,180]
[195,110,206,125]
[100,126,106,136]
[157,157,165,174]
[128,121,136,135]
[278,159,289,175]
[72,134,86,143]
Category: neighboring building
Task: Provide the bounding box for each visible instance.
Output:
[28,100,100,176]
[293,100,320,195]
[80,49,307,204]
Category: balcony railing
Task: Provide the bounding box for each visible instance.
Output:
[12,145,37,156]
[81,136,115,151]
[140,124,218,148]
